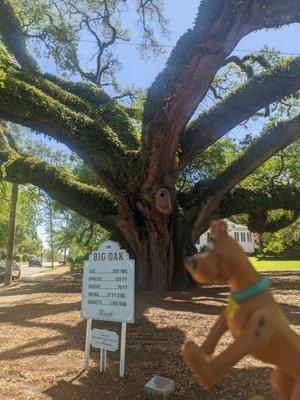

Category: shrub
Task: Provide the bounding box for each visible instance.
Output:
[22,253,29,262]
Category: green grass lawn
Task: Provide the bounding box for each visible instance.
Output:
[249,257,300,271]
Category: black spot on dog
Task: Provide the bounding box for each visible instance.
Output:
[258,316,266,328]
[254,330,260,337]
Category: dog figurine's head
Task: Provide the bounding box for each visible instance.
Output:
[184,250,231,285]
[184,220,238,285]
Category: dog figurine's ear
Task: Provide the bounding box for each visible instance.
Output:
[210,220,228,239]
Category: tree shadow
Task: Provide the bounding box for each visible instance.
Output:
[267,271,300,292]
[0,271,298,400]
[0,272,299,364]
[43,364,276,400]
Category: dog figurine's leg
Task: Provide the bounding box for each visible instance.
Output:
[201,311,227,355]
[290,376,300,400]
[183,308,271,389]
[249,396,265,400]
[271,368,294,400]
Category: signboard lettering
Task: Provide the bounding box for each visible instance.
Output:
[81,241,135,323]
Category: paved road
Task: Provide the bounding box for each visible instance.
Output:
[19,262,61,278]
[0,265,69,307]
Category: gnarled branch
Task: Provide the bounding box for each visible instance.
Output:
[0,0,40,72]
[0,127,117,230]
[0,64,136,195]
[182,114,300,240]
[220,187,300,233]
[33,73,139,149]
[180,57,300,170]
[141,0,300,190]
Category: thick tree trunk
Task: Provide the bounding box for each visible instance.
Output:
[117,199,194,291]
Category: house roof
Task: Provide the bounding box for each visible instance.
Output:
[224,219,249,230]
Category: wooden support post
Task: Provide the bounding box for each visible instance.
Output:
[119,322,127,377]
[84,318,92,369]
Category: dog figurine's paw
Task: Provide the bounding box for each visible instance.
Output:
[182,341,215,389]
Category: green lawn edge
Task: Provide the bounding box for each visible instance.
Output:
[248,257,300,271]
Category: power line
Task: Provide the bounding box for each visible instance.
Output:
[233,49,300,56]
[78,39,300,56]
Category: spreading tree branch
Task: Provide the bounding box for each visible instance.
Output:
[180,57,300,169]
[220,187,300,233]
[203,116,300,199]
[0,126,117,231]
[39,73,139,149]
[181,114,300,240]
[220,54,271,79]
[0,63,137,195]
[141,0,300,190]
[0,0,40,72]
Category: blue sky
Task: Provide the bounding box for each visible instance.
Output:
[41,1,300,91]
[116,2,300,90]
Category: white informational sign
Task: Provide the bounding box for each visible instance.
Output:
[82,241,135,323]
[91,328,119,352]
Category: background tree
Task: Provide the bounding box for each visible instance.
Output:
[0,181,41,259]
[54,209,109,270]
[0,0,300,290]
[0,180,10,253]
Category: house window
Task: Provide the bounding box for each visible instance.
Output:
[247,232,252,242]
[234,232,239,242]
[241,232,246,242]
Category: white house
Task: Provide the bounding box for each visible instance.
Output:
[196,219,255,254]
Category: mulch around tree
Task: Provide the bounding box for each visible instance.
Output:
[0,270,299,400]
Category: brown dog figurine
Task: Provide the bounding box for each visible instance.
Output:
[182,220,300,400]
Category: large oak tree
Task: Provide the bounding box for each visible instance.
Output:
[0,0,299,290]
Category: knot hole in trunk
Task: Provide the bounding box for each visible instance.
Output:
[155,188,172,215]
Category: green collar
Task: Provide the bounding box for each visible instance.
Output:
[231,276,270,302]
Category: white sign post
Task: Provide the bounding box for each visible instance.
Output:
[81,241,135,377]
[91,328,119,373]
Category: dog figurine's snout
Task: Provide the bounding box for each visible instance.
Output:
[184,256,197,273]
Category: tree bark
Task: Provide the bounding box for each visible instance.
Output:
[116,196,193,290]
[4,183,18,286]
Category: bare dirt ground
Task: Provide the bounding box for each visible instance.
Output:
[0,269,299,400]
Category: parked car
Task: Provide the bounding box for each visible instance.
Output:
[28,257,43,267]
[0,260,21,282]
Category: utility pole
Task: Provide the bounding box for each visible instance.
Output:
[4,183,18,286]
[49,201,54,269]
